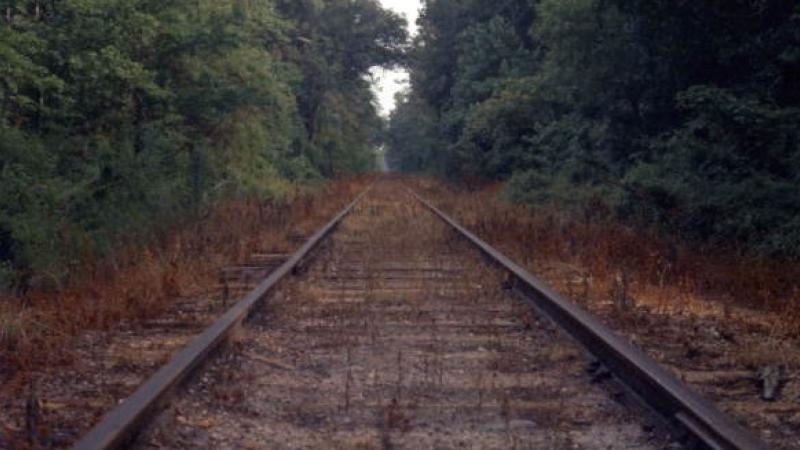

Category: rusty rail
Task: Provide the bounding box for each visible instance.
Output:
[72,189,369,450]
[409,189,768,450]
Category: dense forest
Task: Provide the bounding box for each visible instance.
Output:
[0,0,406,290]
[4,0,800,291]
[387,0,800,257]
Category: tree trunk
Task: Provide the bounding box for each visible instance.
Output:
[134,93,145,154]
[325,142,334,177]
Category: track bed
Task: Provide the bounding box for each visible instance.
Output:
[136,184,665,449]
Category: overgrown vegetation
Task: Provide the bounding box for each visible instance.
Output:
[0,177,370,379]
[387,0,800,256]
[1,0,406,291]
[409,177,800,333]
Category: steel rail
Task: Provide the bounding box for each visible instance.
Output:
[72,188,370,450]
[409,189,768,450]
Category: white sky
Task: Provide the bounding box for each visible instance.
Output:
[371,0,421,117]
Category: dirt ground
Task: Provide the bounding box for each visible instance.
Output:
[0,294,224,448]
[136,183,670,449]
[560,289,800,449]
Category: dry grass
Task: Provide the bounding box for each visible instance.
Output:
[407,176,800,335]
[0,176,372,382]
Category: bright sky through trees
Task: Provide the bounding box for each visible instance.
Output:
[372,0,420,116]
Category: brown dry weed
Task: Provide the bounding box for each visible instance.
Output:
[0,176,373,383]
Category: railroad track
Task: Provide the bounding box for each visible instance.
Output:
[73,181,767,450]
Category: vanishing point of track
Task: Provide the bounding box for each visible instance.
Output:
[73,180,768,450]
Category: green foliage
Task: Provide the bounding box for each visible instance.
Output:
[276,0,407,176]
[0,0,406,289]
[626,87,800,253]
[388,0,800,256]
[0,125,62,279]
[384,92,441,173]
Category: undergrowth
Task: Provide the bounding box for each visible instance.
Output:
[0,176,372,381]
[408,177,800,334]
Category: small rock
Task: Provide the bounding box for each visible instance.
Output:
[485,421,508,432]
[758,365,783,401]
[509,419,537,430]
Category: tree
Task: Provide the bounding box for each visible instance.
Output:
[0,0,407,290]
[388,0,800,255]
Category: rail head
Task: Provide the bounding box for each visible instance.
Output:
[72,188,370,450]
[408,188,769,450]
